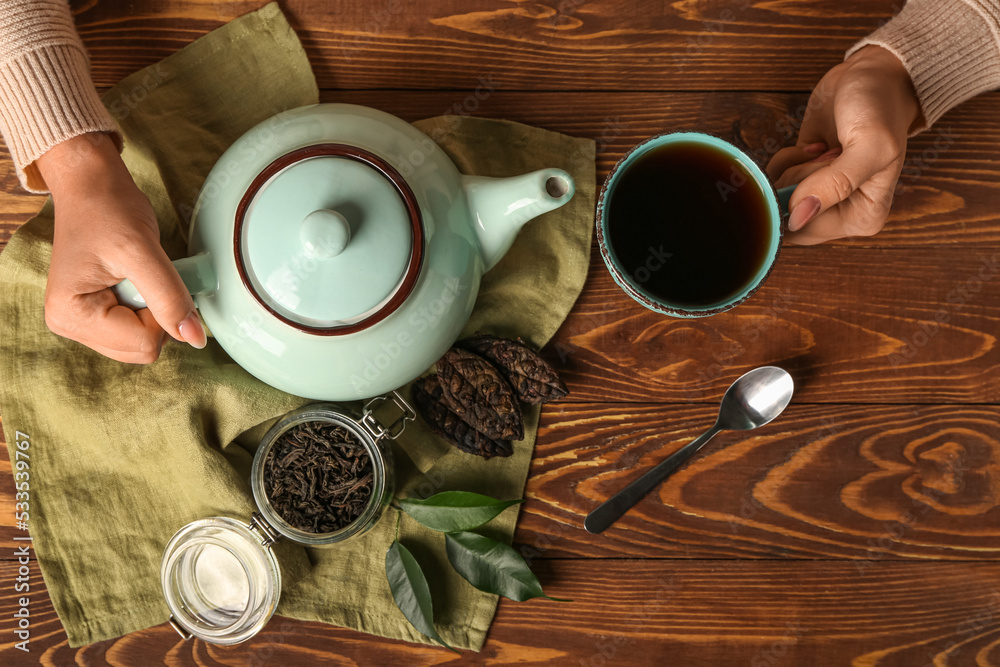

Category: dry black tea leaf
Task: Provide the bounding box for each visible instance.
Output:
[412,376,513,459]
[437,347,524,440]
[458,334,568,405]
[263,421,373,533]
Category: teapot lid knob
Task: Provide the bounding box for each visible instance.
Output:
[301,209,350,259]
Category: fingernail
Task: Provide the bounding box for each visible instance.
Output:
[803,142,827,154]
[178,311,207,350]
[815,149,842,162]
[788,195,822,231]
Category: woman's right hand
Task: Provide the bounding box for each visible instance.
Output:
[36,132,206,363]
[766,45,923,245]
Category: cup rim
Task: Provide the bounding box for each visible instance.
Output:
[595,131,784,318]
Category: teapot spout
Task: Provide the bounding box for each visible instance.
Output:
[462,168,574,271]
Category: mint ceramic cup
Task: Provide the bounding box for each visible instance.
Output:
[596,132,795,317]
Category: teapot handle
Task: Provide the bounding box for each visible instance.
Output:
[112,253,216,309]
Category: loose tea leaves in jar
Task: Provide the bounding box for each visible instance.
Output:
[263,421,373,533]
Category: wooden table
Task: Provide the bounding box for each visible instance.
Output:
[3,1,1000,665]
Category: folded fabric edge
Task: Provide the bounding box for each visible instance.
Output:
[413,115,598,174]
[64,598,166,648]
[99,2,319,124]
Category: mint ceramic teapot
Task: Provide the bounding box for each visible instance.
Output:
[114,104,575,400]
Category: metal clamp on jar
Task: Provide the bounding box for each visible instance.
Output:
[159,391,415,645]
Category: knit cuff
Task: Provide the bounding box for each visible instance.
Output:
[0,43,121,193]
[846,0,1000,133]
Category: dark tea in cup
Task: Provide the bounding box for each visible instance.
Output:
[597,132,788,317]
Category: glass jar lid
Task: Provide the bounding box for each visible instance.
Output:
[235,145,424,335]
[160,515,281,645]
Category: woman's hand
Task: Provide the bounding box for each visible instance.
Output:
[35,132,206,363]
[766,45,923,244]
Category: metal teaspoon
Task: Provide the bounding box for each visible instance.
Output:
[585,366,794,534]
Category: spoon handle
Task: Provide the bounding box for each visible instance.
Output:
[584,424,723,534]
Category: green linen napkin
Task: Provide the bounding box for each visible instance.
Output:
[0,2,595,651]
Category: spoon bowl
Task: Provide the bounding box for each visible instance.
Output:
[584,366,794,534]
[718,366,794,431]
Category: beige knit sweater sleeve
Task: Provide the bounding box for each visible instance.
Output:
[847,0,1000,131]
[0,0,119,193]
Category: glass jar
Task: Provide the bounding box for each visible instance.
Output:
[160,391,414,644]
[250,399,399,546]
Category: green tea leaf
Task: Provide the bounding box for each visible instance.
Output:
[399,491,523,533]
[445,531,571,602]
[385,540,459,653]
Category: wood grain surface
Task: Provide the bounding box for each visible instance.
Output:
[3,0,1000,665]
[68,0,906,92]
[3,558,1000,666]
[525,403,1000,560]
[552,246,1000,404]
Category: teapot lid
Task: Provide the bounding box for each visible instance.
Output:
[235,144,423,335]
